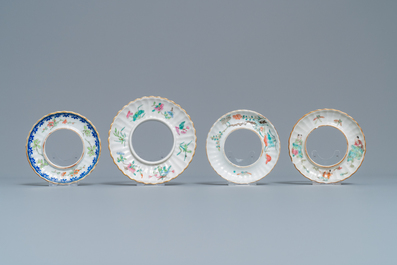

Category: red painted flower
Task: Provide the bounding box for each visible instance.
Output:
[48,121,54,127]
[232,114,242,120]
[266,154,271,164]
[61,172,66,176]
[62,119,67,124]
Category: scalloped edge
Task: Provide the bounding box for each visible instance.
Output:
[25,111,102,185]
[108,96,197,185]
[206,109,280,184]
[288,108,366,184]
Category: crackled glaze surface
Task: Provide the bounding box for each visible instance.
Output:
[108,96,196,184]
[289,109,366,183]
[26,112,101,184]
[206,110,280,184]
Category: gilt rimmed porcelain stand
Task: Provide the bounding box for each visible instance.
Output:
[289,109,366,185]
[206,110,280,185]
[108,96,197,185]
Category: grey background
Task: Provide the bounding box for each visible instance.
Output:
[1,1,396,264]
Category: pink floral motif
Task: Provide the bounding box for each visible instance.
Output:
[126,111,133,118]
[154,103,163,112]
[127,163,136,173]
[175,121,190,135]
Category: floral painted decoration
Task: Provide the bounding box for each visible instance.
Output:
[206,110,280,184]
[109,96,196,184]
[26,111,101,184]
[289,109,365,184]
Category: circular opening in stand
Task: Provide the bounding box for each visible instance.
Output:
[44,129,84,168]
[305,126,348,167]
[131,120,174,163]
[224,129,263,167]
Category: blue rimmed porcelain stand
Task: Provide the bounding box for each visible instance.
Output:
[26,111,101,186]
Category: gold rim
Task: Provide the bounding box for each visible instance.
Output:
[304,125,348,168]
[25,111,102,185]
[108,96,197,185]
[288,108,366,184]
[206,109,280,184]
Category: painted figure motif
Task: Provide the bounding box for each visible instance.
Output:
[175,121,190,135]
[347,136,364,166]
[291,134,303,158]
[316,166,342,182]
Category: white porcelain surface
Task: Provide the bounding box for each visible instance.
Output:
[108,96,196,184]
[206,110,280,184]
[289,109,366,183]
[26,111,101,184]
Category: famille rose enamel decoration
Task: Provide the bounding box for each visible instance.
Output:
[289,109,366,184]
[206,110,280,184]
[26,111,101,184]
[108,96,196,184]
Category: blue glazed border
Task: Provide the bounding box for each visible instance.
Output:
[27,112,100,184]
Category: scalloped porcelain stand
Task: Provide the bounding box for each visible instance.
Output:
[226,151,257,186]
[311,150,342,185]
[49,182,78,187]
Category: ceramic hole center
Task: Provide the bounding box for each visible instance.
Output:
[223,128,263,167]
[305,125,348,167]
[43,128,85,169]
[130,118,175,165]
